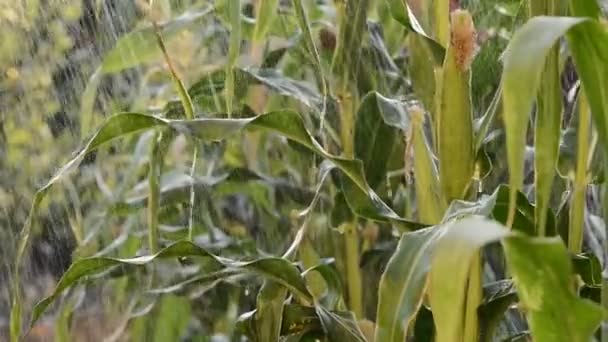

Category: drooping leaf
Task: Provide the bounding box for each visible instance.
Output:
[303,262,345,310]
[31,241,312,325]
[567,1,608,155]
[500,16,586,226]
[245,68,325,110]
[340,175,425,232]
[528,3,565,237]
[430,217,509,342]
[503,235,605,342]
[15,109,425,335]
[374,226,444,342]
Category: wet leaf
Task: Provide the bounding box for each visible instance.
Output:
[501,16,586,226]
[503,235,605,342]
[303,262,344,310]
[316,305,367,342]
[254,281,288,342]
[31,240,312,325]
[280,304,323,336]
[102,8,213,73]
[374,226,444,342]
[430,217,509,342]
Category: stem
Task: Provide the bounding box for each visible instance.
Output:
[148,131,162,253]
[188,146,199,241]
[464,252,482,342]
[343,221,363,317]
[153,21,199,241]
[339,88,363,318]
[226,0,241,116]
[153,23,195,120]
[569,89,590,253]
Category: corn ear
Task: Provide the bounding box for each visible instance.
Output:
[437,10,476,202]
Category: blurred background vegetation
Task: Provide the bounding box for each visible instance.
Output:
[2,0,607,341]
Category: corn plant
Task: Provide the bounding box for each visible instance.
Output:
[6,0,608,341]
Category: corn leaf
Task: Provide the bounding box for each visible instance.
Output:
[503,235,604,342]
[430,217,509,342]
[500,16,586,227]
[31,240,312,325]
[374,226,444,342]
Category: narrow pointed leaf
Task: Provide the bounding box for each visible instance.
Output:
[31,241,312,325]
[430,217,509,342]
[501,16,586,226]
[374,226,444,342]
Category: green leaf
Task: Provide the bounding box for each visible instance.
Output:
[252,0,279,42]
[503,235,604,342]
[340,175,425,231]
[280,304,323,336]
[333,0,372,85]
[491,185,557,236]
[386,0,444,64]
[571,253,602,286]
[254,281,288,342]
[15,108,423,336]
[566,1,608,221]
[225,0,241,115]
[31,240,312,326]
[102,8,212,73]
[303,262,345,310]
[430,217,509,342]
[315,305,367,342]
[245,68,325,111]
[355,92,403,189]
[152,295,191,342]
[500,16,587,227]
[374,226,444,342]
[478,280,518,342]
[528,3,564,237]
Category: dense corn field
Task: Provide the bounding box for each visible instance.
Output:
[2,0,608,341]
